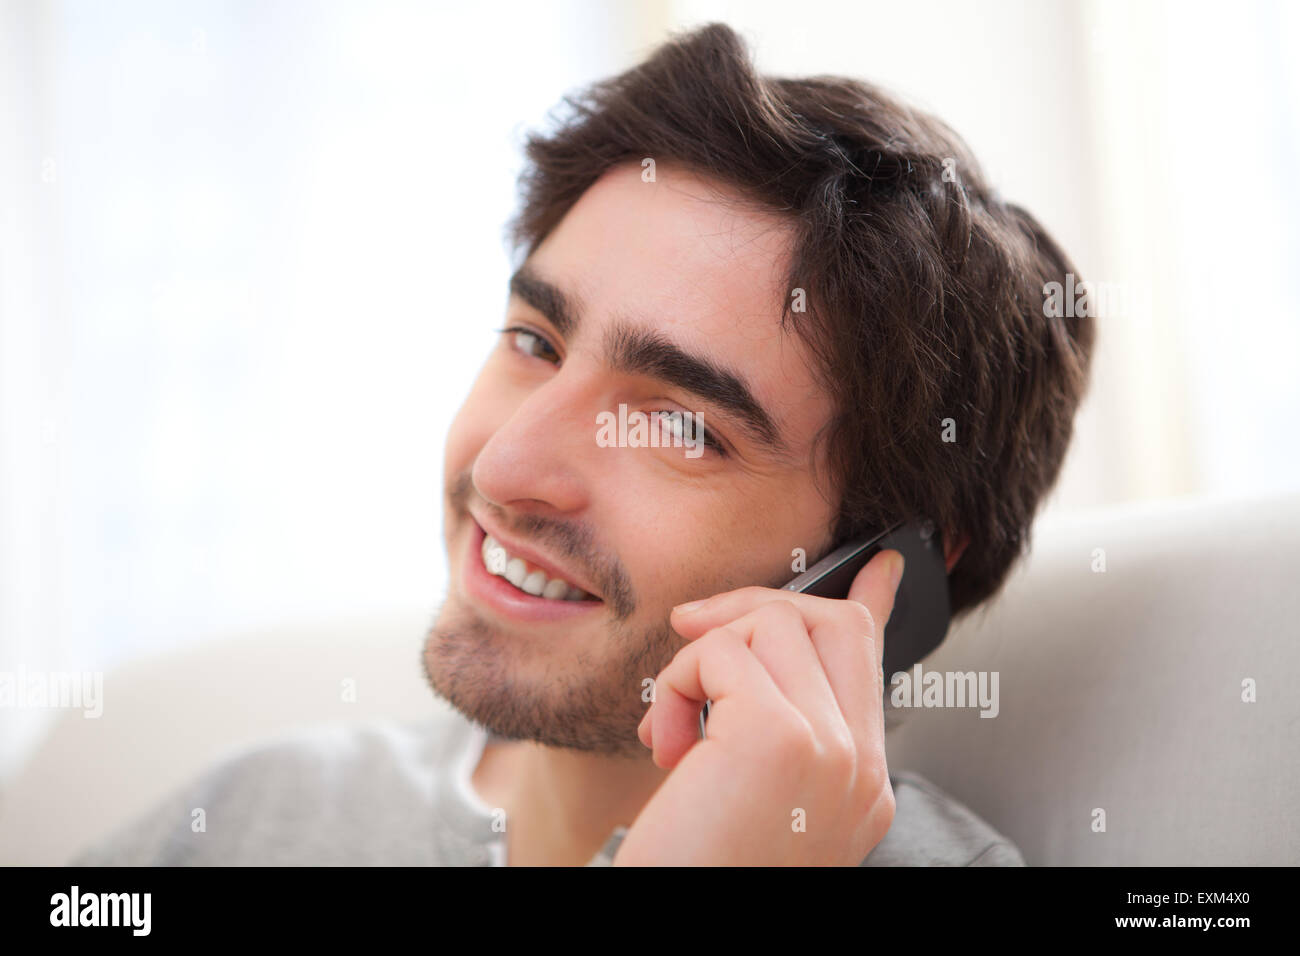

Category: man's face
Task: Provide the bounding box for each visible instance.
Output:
[424,161,838,756]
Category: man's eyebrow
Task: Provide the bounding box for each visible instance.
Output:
[507,263,787,453]
[605,321,785,452]
[508,264,581,339]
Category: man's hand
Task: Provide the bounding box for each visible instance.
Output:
[612,549,905,866]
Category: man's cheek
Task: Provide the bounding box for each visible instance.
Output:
[444,403,477,467]
[445,402,501,474]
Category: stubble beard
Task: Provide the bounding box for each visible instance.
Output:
[422,591,682,758]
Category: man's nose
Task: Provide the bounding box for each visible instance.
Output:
[471,377,599,515]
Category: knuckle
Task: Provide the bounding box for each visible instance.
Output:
[842,599,877,637]
[880,782,897,825]
[856,757,891,802]
[821,728,857,779]
[771,710,818,762]
[855,771,896,850]
[701,623,744,653]
[870,782,897,835]
[757,599,803,627]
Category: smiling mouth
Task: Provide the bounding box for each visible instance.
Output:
[479,533,600,602]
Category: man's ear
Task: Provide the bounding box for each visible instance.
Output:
[943,532,969,574]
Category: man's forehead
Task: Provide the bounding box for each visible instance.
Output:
[550,161,794,318]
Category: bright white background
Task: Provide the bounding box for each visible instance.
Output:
[2,0,1297,779]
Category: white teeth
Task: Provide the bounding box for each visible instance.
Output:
[542,578,570,600]
[504,557,528,589]
[481,535,507,574]
[481,532,593,601]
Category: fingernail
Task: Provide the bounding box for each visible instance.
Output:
[889,551,905,590]
[674,599,706,613]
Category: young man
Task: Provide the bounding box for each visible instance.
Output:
[74,23,1093,867]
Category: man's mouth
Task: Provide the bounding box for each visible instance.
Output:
[479,533,600,602]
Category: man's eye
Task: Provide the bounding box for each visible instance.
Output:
[500,326,560,365]
[654,410,726,457]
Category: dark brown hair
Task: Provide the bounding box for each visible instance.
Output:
[506,23,1095,620]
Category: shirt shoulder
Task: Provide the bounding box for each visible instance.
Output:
[68,711,485,866]
[860,770,1026,866]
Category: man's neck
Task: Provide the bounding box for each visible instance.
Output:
[471,734,670,866]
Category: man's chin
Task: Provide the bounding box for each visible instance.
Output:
[421,600,653,758]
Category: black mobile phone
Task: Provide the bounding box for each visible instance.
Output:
[697,520,952,738]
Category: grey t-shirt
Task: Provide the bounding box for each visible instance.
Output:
[70,707,1025,866]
